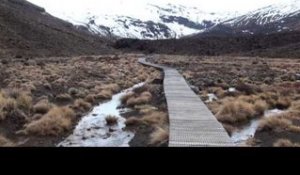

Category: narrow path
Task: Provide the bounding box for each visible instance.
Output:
[139,57,235,147]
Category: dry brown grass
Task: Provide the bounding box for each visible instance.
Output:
[126,91,152,107]
[258,115,292,132]
[273,139,300,147]
[0,56,161,146]
[73,99,92,112]
[149,127,169,146]
[141,111,168,127]
[22,107,75,136]
[290,101,300,112]
[0,92,17,121]
[33,99,52,114]
[105,115,119,126]
[95,89,113,100]
[216,99,256,124]
[259,92,279,108]
[0,135,14,147]
[55,93,72,102]
[135,105,157,114]
[100,84,120,93]
[68,87,79,96]
[276,97,292,109]
[208,87,226,98]
[254,100,269,115]
[16,92,32,111]
[125,117,142,126]
[223,124,237,136]
[84,94,95,103]
[120,92,134,104]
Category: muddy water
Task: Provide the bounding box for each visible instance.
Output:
[231,109,284,144]
[58,83,144,147]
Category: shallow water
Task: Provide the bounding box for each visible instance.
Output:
[206,93,218,103]
[231,109,284,144]
[228,87,236,92]
[58,83,144,147]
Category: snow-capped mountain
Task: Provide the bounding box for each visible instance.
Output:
[27,0,239,39]
[201,0,300,36]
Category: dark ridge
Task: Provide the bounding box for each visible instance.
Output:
[114,31,300,58]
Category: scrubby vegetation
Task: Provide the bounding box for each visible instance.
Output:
[21,107,75,136]
[150,55,300,146]
[0,54,160,146]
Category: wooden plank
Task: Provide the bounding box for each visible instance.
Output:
[138,58,235,147]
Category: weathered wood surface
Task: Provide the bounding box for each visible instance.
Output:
[139,58,235,147]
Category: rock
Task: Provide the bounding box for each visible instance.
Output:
[109,128,116,132]
[15,55,22,59]
[263,77,273,84]
[190,85,200,94]
[1,59,9,64]
[151,78,163,84]
[296,73,300,80]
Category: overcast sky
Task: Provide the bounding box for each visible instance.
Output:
[28,0,286,13]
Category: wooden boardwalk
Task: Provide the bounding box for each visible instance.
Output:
[139,58,235,147]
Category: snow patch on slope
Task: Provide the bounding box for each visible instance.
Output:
[27,0,239,39]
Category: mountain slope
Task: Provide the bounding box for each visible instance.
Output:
[27,1,239,39]
[199,0,300,36]
[0,0,113,58]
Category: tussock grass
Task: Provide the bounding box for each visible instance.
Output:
[33,99,52,114]
[273,139,300,147]
[258,115,292,132]
[254,100,269,115]
[141,111,167,127]
[126,91,152,107]
[105,115,118,126]
[68,87,79,96]
[0,135,14,147]
[149,126,169,146]
[290,101,300,112]
[84,94,95,103]
[100,84,120,93]
[0,92,17,120]
[135,105,157,114]
[125,117,142,126]
[216,100,256,124]
[22,107,75,136]
[120,92,134,104]
[276,97,292,110]
[55,93,72,102]
[95,90,113,100]
[73,99,92,112]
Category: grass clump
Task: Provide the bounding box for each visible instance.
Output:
[22,107,75,136]
[105,115,118,126]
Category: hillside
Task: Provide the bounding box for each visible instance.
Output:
[0,0,113,58]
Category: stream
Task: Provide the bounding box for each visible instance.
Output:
[57,83,144,147]
[231,109,284,144]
